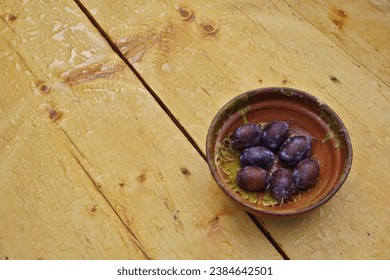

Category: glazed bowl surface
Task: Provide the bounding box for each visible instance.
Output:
[206,87,353,218]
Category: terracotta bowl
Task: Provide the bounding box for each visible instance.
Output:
[206,87,353,219]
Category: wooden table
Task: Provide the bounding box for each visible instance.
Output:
[1,0,389,260]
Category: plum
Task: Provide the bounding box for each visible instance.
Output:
[240,146,275,170]
[270,168,297,203]
[261,121,289,152]
[231,123,261,150]
[236,166,270,192]
[292,158,320,190]
[279,135,311,166]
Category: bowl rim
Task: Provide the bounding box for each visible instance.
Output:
[206,87,353,217]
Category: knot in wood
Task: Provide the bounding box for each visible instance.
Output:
[48,108,61,121]
[178,7,193,20]
[5,14,17,21]
[36,81,51,94]
[200,22,218,35]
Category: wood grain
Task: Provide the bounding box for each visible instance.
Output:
[0,0,281,259]
[0,15,147,259]
[79,0,390,259]
[284,0,390,86]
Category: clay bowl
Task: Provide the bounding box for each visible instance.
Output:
[206,87,352,219]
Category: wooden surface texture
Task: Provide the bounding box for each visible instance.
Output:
[1,0,389,259]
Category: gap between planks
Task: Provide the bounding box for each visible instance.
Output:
[73,0,289,260]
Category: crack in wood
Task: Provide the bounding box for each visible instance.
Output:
[71,153,151,259]
[58,125,86,160]
[0,14,16,33]
[200,85,211,97]
[4,40,39,80]
[58,124,150,259]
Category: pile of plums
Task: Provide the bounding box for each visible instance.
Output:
[232,121,320,204]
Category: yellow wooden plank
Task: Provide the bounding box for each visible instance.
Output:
[0,0,281,259]
[284,0,390,86]
[80,0,390,259]
[0,29,147,260]
[0,5,148,261]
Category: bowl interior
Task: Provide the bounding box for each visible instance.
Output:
[207,88,352,217]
